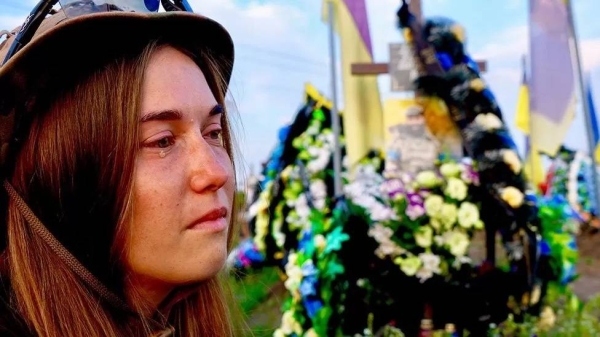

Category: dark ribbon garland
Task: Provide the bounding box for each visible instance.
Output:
[396,0,543,316]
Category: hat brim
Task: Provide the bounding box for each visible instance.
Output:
[0,10,234,109]
[0,11,234,166]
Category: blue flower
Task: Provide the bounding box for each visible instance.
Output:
[436,52,453,70]
[300,276,318,297]
[303,296,324,319]
[539,240,551,256]
[302,260,318,277]
[299,230,314,251]
[561,262,577,285]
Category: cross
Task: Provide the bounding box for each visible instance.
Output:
[351,0,487,81]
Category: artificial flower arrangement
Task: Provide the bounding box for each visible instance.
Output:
[344,158,482,284]
[271,116,354,336]
[546,147,596,223]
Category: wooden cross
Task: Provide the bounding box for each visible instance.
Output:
[352,0,487,80]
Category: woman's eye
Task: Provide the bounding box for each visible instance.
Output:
[206,129,223,145]
[156,137,174,148]
[144,134,175,148]
[208,130,222,140]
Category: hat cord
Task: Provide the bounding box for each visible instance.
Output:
[2,180,130,311]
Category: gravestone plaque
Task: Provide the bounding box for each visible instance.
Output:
[385,120,439,177]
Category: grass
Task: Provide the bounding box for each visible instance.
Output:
[230,266,286,336]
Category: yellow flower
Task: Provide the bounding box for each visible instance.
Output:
[440,162,462,177]
[415,226,433,248]
[281,310,303,336]
[474,113,503,130]
[416,170,439,188]
[440,203,458,229]
[502,150,522,174]
[450,24,466,43]
[457,202,480,228]
[501,186,524,208]
[424,195,444,218]
[469,78,486,92]
[403,28,413,42]
[280,165,293,181]
[444,177,467,201]
[446,230,469,257]
[305,328,319,337]
[537,306,556,331]
[314,234,327,252]
[284,266,303,292]
[430,218,442,232]
[395,256,421,276]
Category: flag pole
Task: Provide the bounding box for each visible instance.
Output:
[327,0,343,197]
[566,0,600,214]
[522,54,537,189]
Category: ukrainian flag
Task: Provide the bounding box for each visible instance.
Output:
[515,56,545,188]
[585,75,600,163]
[322,0,383,166]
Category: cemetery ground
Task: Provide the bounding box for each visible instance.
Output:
[230,232,600,336]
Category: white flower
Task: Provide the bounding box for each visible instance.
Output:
[375,240,405,258]
[474,113,503,130]
[415,226,433,248]
[439,203,458,229]
[305,328,319,337]
[415,170,439,188]
[420,253,441,271]
[307,147,331,173]
[368,223,394,242]
[424,195,444,218]
[445,230,470,257]
[444,177,467,201]
[295,194,310,219]
[452,255,472,269]
[457,202,480,228]
[284,264,303,292]
[306,124,320,136]
[370,202,398,222]
[440,162,462,177]
[310,179,327,200]
[280,310,303,336]
[416,268,434,282]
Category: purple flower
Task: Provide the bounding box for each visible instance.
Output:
[407,192,424,207]
[406,204,426,220]
[461,164,480,185]
[381,179,405,197]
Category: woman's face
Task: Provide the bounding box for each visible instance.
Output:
[126,46,234,306]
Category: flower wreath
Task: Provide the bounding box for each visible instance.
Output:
[548,149,595,217]
[345,158,482,283]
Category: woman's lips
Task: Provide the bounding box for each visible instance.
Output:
[187,207,228,231]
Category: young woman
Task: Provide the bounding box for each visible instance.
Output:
[0,1,243,336]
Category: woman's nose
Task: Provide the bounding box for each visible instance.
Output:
[188,138,231,193]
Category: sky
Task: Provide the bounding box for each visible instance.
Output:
[1,0,600,186]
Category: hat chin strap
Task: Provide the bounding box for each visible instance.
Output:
[3,180,129,311]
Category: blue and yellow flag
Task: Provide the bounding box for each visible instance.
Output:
[322,0,383,166]
[529,0,576,156]
[585,75,600,163]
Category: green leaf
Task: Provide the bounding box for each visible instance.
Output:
[324,259,345,278]
[313,109,326,121]
[324,226,349,254]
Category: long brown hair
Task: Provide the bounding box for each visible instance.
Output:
[3,40,244,336]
